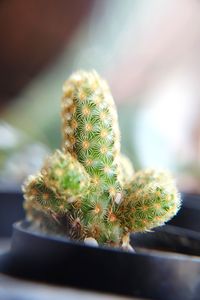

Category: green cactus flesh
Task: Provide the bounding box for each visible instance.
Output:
[116,169,181,233]
[23,70,181,248]
[41,150,90,198]
[61,70,121,197]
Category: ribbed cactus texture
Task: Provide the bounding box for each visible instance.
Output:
[116,169,180,233]
[61,71,121,196]
[41,150,90,198]
[23,70,181,248]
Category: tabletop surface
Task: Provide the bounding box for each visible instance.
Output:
[0,273,140,300]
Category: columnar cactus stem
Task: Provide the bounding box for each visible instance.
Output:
[61,70,121,197]
[23,70,181,248]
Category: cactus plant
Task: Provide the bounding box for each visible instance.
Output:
[23,70,181,248]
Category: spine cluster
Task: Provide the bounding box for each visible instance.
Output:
[61,71,121,197]
[23,70,181,248]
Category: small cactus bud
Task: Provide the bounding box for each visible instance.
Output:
[41,150,90,197]
[116,169,181,233]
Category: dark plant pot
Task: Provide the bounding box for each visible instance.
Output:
[0,221,200,300]
[169,192,200,232]
[133,225,200,256]
[0,192,25,237]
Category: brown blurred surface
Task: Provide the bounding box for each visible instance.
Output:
[0,0,93,104]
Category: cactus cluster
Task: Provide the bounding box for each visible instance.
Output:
[23,70,181,248]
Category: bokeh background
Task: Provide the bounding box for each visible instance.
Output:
[1,0,200,192]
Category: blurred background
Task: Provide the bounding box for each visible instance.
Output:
[1,0,200,193]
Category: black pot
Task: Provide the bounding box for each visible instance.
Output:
[169,193,200,232]
[133,224,200,256]
[0,192,25,237]
[0,221,200,300]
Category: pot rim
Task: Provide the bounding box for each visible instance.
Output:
[157,224,200,240]
[12,220,200,262]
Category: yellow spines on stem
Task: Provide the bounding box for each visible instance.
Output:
[61,70,121,197]
[116,169,181,233]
